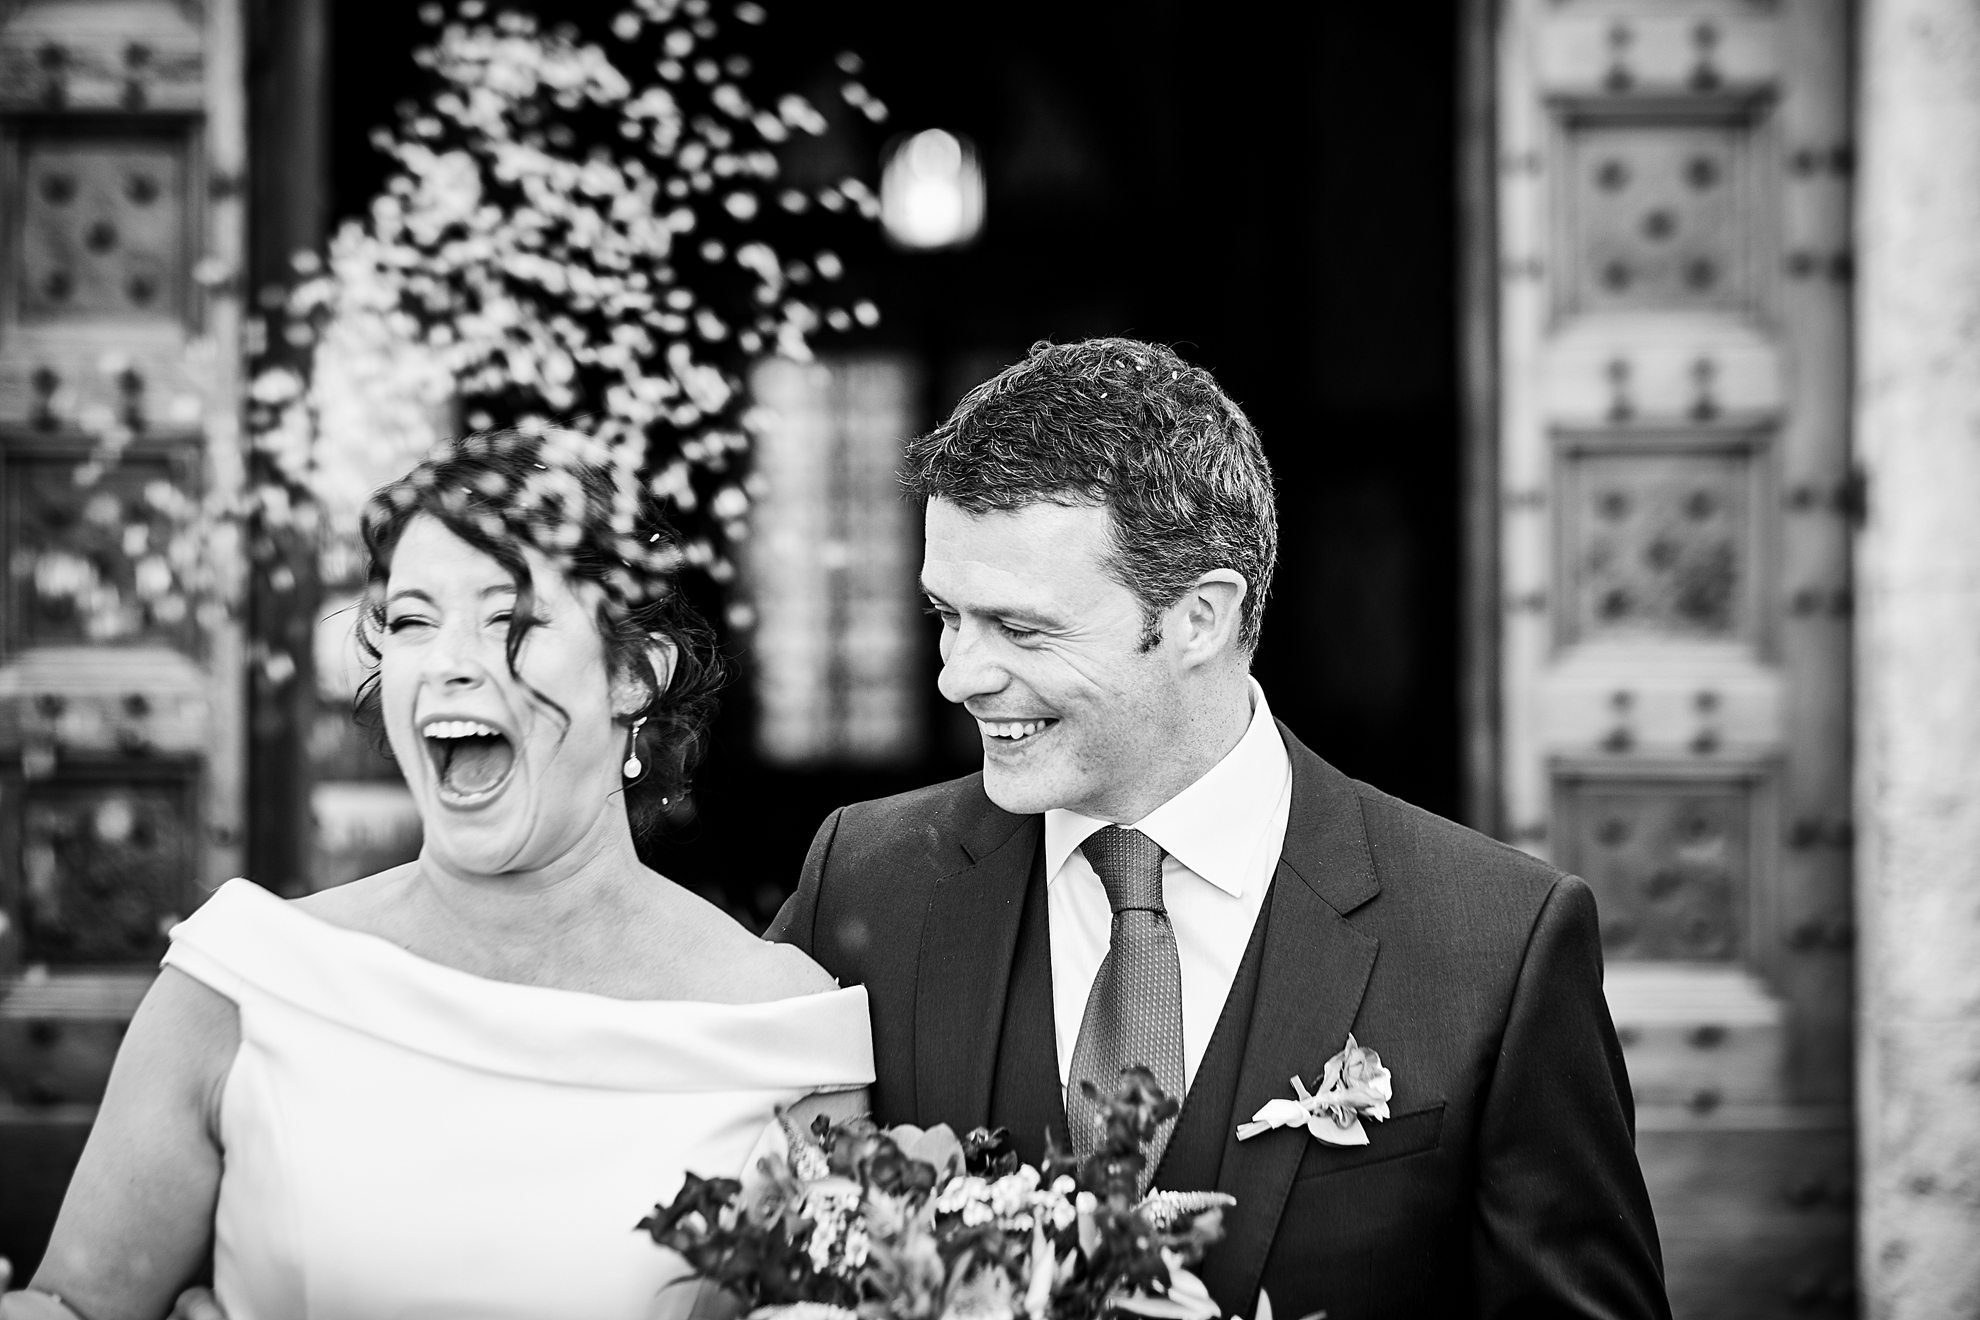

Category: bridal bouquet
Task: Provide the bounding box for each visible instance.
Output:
[639,1070,1234,1320]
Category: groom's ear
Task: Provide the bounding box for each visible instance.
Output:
[1170,569,1248,667]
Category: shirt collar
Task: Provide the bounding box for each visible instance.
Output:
[1044,679,1292,898]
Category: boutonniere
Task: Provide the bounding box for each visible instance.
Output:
[1235,1034,1393,1147]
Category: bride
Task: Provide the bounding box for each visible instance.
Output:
[1,430,873,1320]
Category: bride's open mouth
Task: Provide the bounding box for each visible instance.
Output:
[422,718,518,808]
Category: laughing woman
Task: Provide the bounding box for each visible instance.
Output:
[2,431,873,1320]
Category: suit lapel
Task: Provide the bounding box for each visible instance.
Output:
[913,800,1041,1133]
[1197,729,1383,1319]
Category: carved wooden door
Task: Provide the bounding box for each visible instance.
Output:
[1487,1,1854,1314]
[0,0,247,1264]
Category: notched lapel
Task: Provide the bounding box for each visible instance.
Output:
[1200,732,1384,1317]
[1274,721,1380,915]
[914,808,1041,1134]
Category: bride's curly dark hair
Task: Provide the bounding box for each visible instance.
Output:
[352,428,724,838]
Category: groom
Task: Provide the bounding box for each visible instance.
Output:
[770,339,1670,1320]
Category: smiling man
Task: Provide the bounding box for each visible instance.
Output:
[769,339,1671,1320]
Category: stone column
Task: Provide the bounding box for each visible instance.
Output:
[1856,0,1980,1315]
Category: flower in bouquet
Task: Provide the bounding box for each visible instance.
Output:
[638,1069,1235,1320]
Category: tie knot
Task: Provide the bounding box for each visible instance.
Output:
[1082,826,1166,915]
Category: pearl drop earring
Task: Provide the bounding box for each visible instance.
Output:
[622,716,647,779]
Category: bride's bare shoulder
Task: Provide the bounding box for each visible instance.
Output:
[741,939,841,1001]
[664,885,840,1003]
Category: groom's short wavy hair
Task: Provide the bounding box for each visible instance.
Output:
[901,338,1278,652]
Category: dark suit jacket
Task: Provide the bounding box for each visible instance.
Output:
[768,725,1670,1320]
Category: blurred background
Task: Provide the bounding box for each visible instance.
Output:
[3,0,1978,1315]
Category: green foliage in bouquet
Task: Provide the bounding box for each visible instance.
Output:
[639,1068,1235,1320]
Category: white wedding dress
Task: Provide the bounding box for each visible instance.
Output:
[163,879,874,1320]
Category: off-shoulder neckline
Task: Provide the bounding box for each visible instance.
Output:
[199,877,853,1010]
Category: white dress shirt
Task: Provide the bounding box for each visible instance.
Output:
[1043,680,1294,1095]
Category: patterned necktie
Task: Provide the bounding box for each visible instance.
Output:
[1065,825,1186,1188]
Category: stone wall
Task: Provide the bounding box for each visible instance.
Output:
[1855,0,1980,1313]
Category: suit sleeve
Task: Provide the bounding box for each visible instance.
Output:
[1471,875,1672,1320]
[765,806,844,953]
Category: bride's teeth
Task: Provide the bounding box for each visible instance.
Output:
[426,719,498,739]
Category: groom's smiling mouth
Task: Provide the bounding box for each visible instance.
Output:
[421,717,518,806]
[977,717,1059,743]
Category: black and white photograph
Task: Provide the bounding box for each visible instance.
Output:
[0,1,1972,1317]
